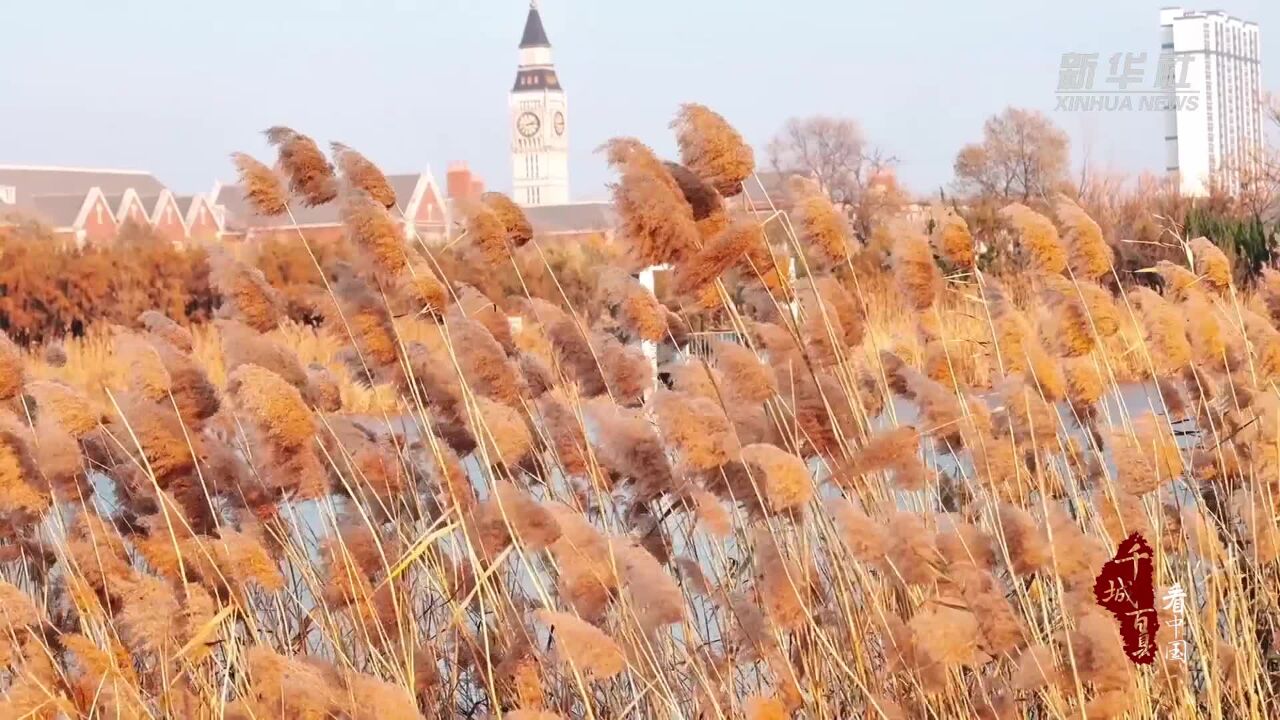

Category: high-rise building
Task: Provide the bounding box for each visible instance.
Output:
[1161,7,1264,196]
[509,2,569,206]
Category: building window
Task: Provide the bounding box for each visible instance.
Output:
[0,186,13,204]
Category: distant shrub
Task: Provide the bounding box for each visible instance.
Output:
[0,224,213,344]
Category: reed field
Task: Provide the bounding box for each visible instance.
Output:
[1,106,1278,719]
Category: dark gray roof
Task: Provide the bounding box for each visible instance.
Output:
[513,68,562,92]
[523,201,615,235]
[215,173,424,230]
[520,5,550,48]
[387,175,421,214]
[0,166,165,206]
[174,195,198,217]
[2,193,90,229]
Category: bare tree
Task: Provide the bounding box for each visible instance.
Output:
[952,107,1070,202]
[766,116,902,237]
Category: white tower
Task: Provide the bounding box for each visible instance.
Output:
[510,2,569,206]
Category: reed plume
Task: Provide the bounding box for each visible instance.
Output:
[1000,203,1066,275]
[227,363,315,454]
[713,340,777,403]
[334,274,400,367]
[264,125,337,206]
[650,389,740,471]
[467,396,532,468]
[1128,287,1192,374]
[890,220,944,311]
[664,161,725,228]
[209,251,285,332]
[603,137,700,268]
[740,443,812,512]
[1040,274,1121,337]
[597,268,667,343]
[396,256,448,318]
[481,191,534,248]
[673,219,763,295]
[584,401,673,500]
[231,151,288,216]
[839,426,925,491]
[1110,412,1181,495]
[930,203,975,270]
[24,380,100,437]
[1190,236,1231,292]
[331,142,396,208]
[463,202,512,268]
[1054,194,1112,280]
[448,314,524,408]
[671,103,755,197]
[138,309,194,353]
[825,497,888,564]
[217,319,309,393]
[532,609,626,680]
[616,541,685,629]
[546,503,621,621]
[341,189,407,277]
[788,176,853,269]
[598,335,653,406]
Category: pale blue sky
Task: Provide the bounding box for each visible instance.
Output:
[1,1,1275,199]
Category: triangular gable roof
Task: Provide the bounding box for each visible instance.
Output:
[400,168,447,224]
[142,190,182,225]
[72,188,115,231]
[180,194,220,230]
[143,190,189,234]
[107,188,148,224]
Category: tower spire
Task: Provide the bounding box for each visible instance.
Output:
[520,2,551,49]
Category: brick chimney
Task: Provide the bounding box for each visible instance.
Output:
[446,162,473,201]
[470,178,485,198]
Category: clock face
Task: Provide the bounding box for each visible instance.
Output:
[517,111,541,138]
[553,111,565,136]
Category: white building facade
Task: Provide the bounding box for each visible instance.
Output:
[1161,7,1264,196]
[510,3,570,206]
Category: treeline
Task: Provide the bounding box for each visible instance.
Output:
[0,225,215,344]
[0,222,615,346]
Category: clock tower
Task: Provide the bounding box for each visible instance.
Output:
[509,2,569,206]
